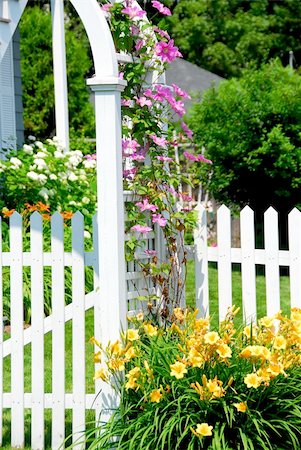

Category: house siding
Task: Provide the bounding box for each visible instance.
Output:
[12,27,24,147]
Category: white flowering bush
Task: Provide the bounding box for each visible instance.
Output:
[0,137,96,218]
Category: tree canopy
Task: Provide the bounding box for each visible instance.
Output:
[19,5,95,140]
[188,61,301,213]
[163,0,301,78]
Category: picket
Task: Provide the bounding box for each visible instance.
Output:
[264,207,280,316]
[92,214,102,424]
[240,206,257,323]
[10,212,24,448]
[51,212,65,449]
[30,212,44,450]
[288,208,301,308]
[217,205,232,322]
[194,205,209,317]
[72,212,86,448]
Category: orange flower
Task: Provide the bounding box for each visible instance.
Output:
[25,203,37,212]
[36,201,50,212]
[61,211,74,220]
[2,208,15,217]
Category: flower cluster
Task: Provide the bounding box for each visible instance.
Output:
[92,307,301,448]
[0,137,96,220]
[100,0,212,315]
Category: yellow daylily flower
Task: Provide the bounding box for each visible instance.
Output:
[170,361,187,379]
[192,423,213,437]
[126,329,140,341]
[143,323,158,337]
[244,373,262,389]
[93,368,109,381]
[216,343,232,358]
[150,388,163,403]
[233,402,247,413]
[273,335,286,350]
[93,351,101,363]
[204,331,220,345]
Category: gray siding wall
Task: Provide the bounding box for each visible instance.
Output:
[13,27,24,147]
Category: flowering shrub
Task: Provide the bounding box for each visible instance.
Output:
[0,138,96,218]
[83,307,301,449]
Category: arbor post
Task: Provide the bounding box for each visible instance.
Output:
[87,76,127,421]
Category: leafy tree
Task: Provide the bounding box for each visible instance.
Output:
[188,61,301,213]
[19,6,95,139]
[163,0,301,78]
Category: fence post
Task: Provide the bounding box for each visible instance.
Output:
[194,204,209,317]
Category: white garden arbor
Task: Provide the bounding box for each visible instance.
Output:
[0,0,163,448]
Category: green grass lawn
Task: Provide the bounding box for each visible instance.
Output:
[186,261,291,330]
[1,263,291,448]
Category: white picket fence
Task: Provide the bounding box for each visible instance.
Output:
[2,203,301,448]
[192,204,301,323]
[0,206,157,449]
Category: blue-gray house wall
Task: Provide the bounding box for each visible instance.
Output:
[0,27,24,151]
[13,27,24,148]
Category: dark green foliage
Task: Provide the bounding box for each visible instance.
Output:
[164,0,301,78]
[19,6,95,139]
[188,61,301,213]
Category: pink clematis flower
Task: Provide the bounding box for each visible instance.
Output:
[122,138,140,153]
[172,84,191,99]
[131,224,152,233]
[135,39,144,51]
[101,3,112,12]
[157,155,173,162]
[130,24,140,36]
[151,1,171,16]
[180,193,193,202]
[121,99,132,107]
[84,153,96,160]
[122,6,146,19]
[183,151,198,162]
[150,135,168,147]
[144,88,154,98]
[154,40,182,63]
[181,122,193,139]
[145,249,157,256]
[152,214,167,227]
[136,198,158,212]
[183,151,212,164]
[123,167,137,180]
[154,27,171,39]
[197,154,213,164]
[130,153,145,161]
[136,96,152,107]
[168,98,186,117]
[155,84,173,101]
